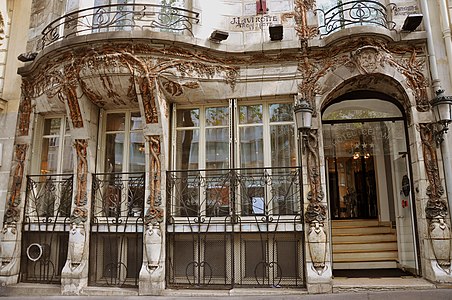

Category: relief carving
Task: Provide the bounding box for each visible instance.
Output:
[144,135,164,272]
[0,11,4,45]
[18,82,33,136]
[304,129,328,275]
[419,123,451,273]
[298,38,428,113]
[293,0,318,43]
[4,144,28,225]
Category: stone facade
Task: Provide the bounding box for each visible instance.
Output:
[1,0,452,295]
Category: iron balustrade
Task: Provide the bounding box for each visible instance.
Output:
[316,0,396,36]
[90,172,145,287]
[166,167,305,288]
[167,167,302,220]
[24,174,73,221]
[40,3,200,50]
[21,174,72,283]
[92,172,145,220]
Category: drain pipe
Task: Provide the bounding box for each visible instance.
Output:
[420,0,441,90]
[421,0,452,220]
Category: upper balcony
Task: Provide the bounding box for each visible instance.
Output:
[316,0,396,37]
[39,3,199,50]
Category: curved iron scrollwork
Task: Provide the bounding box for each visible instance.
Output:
[316,0,396,36]
[166,167,304,288]
[21,174,72,283]
[186,261,213,285]
[40,3,200,50]
[254,261,282,287]
[89,172,145,287]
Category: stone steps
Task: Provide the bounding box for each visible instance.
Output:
[332,219,398,270]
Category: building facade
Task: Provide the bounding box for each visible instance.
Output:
[1,0,452,295]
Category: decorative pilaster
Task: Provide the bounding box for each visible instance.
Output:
[0,80,34,284]
[419,124,452,279]
[61,139,91,295]
[304,129,332,293]
[140,135,165,295]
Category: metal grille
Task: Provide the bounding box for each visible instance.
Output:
[166,167,305,288]
[40,3,200,50]
[20,174,73,283]
[316,0,396,36]
[89,172,145,287]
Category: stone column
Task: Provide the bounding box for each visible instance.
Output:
[303,128,332,294]
[0,83,34,285]
[60,79,99,295]
[138,79,169,295]
[419,123,452,283]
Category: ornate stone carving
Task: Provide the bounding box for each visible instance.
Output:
[143,136,164,272]
[74,139,88,207]
[293,0,318,43]
[4,144,28,225]
[419,123,451,273]
[18,83,33,136]
[21,44,239,123]
[298,38,428,113]
[68,223,86,269]
[304,129,327,275]
[144,135,163,226]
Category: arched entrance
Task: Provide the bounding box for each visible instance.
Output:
[322,95,420,277]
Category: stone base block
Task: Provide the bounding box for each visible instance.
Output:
[307,282,333,294]
[428,261,452,283]
[61,261,88,295]
[139,265,164,295]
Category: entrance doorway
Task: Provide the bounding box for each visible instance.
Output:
[322,99,419,276]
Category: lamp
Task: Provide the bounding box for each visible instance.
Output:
[294,98,313,132]
[269,24,283,41]
[431,89,452,146]
[210,30,229,43]
[402,14,423,31]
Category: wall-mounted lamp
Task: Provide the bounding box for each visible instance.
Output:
[269,24,283,41]
[294,98,313,133]
[402,14,423,31]
[431,89,452,146]
[210,30,229,43]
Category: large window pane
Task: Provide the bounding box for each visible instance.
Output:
[176,129,199,170]
[269,103,293,122]
[176,108,199,127]
[206,107,228,126]
[270,125,295,168]
[41,137,60,174]
[129,132,145,172]
[43,118,61,135]
[206,128,229,169]
[239,105,262,124]
[239,126,263,168]
[62,136,74,174]
[105,133,124,172]
[106,113,126,131]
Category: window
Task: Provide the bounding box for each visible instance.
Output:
[170,100,298,218]
[94,111,145,218]
[39,117,73,175]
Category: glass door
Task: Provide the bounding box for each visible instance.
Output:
[393,153,418,274]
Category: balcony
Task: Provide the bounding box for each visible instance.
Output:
[24,174,73,225]
[316,0,396,37]
[167,167,303,227]
[39,3,200,50]
[91,172,145,226]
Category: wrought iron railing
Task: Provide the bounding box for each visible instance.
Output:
[25,174,73,220]
[92,172,145,220]
[316,0,396,36]
[166,167,305,288]
[167,167,302,220]
[89,172,144,287]
[40,3,200,50]
[21,174,72,283]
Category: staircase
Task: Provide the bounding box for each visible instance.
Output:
[332,219,398,269]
